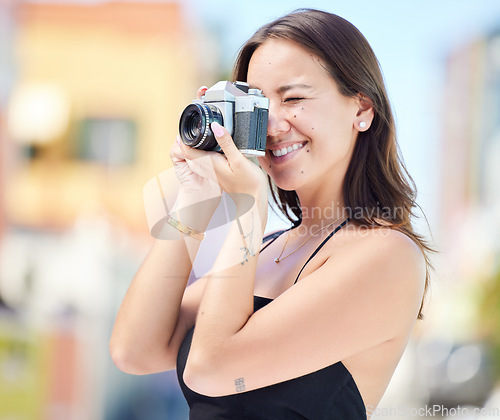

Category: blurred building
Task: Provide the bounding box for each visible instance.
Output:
[5,1,207,234]
[436,26,500,332]
[416,24,500,412]
[440,29,500,249]
[0,0,17,246]
[0,1,217,419]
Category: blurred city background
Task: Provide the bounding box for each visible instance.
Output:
[0,0,500,419]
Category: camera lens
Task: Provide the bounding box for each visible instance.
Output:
[179,103,223,150]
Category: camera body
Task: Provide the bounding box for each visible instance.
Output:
[179,81,269,157]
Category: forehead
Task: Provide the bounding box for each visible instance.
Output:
[247,38,330,90]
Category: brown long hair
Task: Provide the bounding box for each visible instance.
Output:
[233,9,433,319]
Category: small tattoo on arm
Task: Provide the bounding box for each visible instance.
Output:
[240,239,256,265]
[235,377,246,392]
[236,213,256,265]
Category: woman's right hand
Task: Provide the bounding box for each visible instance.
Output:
[170,137,218,194]
[171,87,210,192]
[169,86,222,229]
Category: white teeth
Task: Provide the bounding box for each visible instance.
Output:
[271,142,305,157]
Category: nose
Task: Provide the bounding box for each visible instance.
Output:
[267,101,291,138]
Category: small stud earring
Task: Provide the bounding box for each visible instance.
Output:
[359,121,367,129]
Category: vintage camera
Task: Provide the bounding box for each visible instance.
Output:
[179,81,269,157]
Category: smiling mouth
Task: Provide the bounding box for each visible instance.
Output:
[269,141,307,157]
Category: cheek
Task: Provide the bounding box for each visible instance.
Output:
[292,108,317,134]
[303,106,353,142]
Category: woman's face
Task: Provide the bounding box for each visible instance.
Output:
[248,38,363,193]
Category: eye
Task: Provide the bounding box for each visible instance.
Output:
[283,97,305,104]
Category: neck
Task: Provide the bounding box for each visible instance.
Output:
[294,182,347,232]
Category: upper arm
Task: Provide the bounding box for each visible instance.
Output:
[165,276,207,363]
[144,229,284,372]
[184,229,426,396]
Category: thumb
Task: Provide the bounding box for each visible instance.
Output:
[211,122,242,165]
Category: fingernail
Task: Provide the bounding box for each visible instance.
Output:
[211,122,224,138]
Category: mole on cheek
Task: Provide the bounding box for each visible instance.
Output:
[311,127,314,130]
[294,115,296,118]
[301,171,304,174]
[307,150,310,153]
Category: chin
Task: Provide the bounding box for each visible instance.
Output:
[258,158,307,192]
[269,175,302,193]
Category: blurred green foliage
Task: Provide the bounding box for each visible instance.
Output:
[479,266,500,380]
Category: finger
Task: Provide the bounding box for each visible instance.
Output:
[176,136,220,181]
[170,136,183,158]
[196,86,208,100]
[176,135,212,162]
[211,122,243,168]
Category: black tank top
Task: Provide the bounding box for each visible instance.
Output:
[176,219,367,419]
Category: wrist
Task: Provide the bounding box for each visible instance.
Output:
[256,196,268,233]
[229,192,268,234]
[171,190,221,233]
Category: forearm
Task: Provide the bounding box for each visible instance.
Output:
[190,196,267,355]
[110,192,218,373]
[110,237,195,366]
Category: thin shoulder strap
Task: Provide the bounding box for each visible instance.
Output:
[260,227,292,253]
[293,218,350,284]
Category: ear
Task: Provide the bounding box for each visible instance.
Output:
[354,94,374,132]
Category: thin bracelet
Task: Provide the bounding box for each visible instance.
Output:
[166,214,206,241]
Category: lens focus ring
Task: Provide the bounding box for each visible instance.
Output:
[179,103,223,151]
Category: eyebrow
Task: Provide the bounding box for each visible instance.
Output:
[248,83,313,95]
[276,83,312,94]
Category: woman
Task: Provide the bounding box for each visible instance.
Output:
[110,9,432,419]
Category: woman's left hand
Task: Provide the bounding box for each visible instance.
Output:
[209,122,267,196]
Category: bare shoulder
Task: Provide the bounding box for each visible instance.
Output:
[340,224,425,272]
[327,224,427,322]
